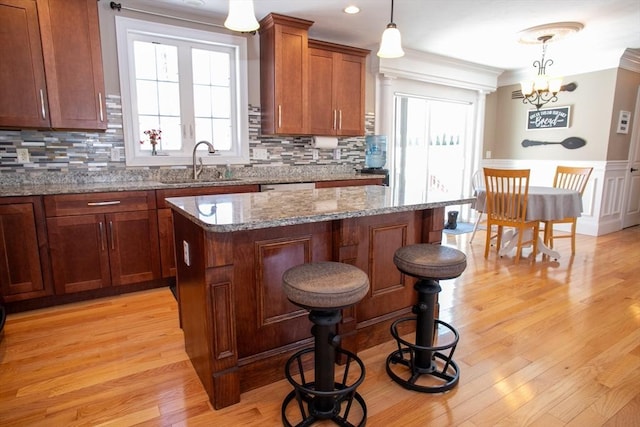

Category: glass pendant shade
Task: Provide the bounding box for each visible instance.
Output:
[520,80,534,96]
[534,74,549,92]
[224,0,259,32]
[548,77,563,93]
[377,24,404,58]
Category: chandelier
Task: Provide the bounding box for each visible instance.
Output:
[520,35,564,110]
[518,22,583,110]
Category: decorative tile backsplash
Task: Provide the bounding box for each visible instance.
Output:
[0,94,373,181]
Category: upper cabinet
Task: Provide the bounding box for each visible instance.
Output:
[0,0,107,131]
[308,40,369,136]
[259,13,369,137]
[259,13,313,135]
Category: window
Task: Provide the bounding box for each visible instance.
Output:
[115,17,250,166]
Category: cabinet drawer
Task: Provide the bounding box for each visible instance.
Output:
[44,190,156,217]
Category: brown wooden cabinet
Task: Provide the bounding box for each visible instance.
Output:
[315,177,384,188]
[0,0,49,128]
[259,13,313,135]
[308,40,369,136]
[0,196,53,302]
[156,184,259,278]
[0,0,106,130]
[45,191,159,295]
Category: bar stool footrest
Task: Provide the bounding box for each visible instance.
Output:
[282,347,367,427]
[386,317,460,393]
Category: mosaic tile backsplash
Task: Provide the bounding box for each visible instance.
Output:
[0,95,374,184]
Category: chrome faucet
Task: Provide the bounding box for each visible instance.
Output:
[192,140,216,180]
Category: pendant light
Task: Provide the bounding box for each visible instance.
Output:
[224,0,259,33]
[377,0,404,58]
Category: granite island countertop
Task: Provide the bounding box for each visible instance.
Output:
[166,185,474,232]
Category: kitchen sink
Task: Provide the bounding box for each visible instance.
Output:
[159,178,243,185]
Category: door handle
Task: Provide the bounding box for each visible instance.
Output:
[631,168,638,172]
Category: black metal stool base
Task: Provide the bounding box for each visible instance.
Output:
[282,347,367,427]
[386,317,460,393]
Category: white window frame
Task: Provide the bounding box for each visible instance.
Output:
[115,16,250,166]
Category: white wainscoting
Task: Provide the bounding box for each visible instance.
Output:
[479,159,628,236]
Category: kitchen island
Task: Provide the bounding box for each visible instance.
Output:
[167,185,473,409]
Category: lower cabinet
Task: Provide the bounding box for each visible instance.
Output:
[315,177,384,188]
[0,197,53,302]
[45,191,160,295]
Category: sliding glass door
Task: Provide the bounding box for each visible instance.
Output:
[393,94,474,217]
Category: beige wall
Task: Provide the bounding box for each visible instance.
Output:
[607,68,640,160]
[485,68,619,161]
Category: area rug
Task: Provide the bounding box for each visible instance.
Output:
[443,222,475,235]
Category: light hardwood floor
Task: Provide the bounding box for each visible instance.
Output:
[1,226,639,426]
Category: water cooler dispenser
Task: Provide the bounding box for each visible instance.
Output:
[361,135,389,185]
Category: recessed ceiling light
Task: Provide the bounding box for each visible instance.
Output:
[183,0,205,6]
[344,5,360,14]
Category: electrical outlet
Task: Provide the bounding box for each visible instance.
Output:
[183,240,190,266]
[333,148,341,160]
[485,150,492,159]
[253,148,268,160]
[312,149,319,160]
[17,148,30,163]
[110,147,122,161]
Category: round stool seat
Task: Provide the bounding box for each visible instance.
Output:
[394,244,466,280]
[282,262,370,309]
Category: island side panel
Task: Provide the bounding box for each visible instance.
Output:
[340,211,421,349]
[233,221,333,392]
[173,212,240,409]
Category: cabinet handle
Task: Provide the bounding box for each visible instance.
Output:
[338,110,342,130]
[40,89,46,120]
[87,201,121,206]
[99,221,105,251]
[109,221,115,250]
[98,93,104,122]
[278,105,282,129]
[333,110,337,130]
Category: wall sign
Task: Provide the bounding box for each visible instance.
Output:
[526,106,571,130]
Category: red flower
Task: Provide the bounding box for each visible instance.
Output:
[140,129,162,146]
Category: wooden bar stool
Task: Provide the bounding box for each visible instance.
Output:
[281,262,370,426]
[386,244,466,393]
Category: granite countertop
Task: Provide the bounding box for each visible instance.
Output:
[166,185,475,232]
[0,172,382,197]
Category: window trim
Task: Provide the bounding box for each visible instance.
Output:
[115,16,250,166]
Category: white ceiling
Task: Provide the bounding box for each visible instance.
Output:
[132,0,640,82]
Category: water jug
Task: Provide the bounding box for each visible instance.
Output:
[365,135,387,169]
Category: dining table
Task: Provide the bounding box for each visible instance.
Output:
[474,186,583,259]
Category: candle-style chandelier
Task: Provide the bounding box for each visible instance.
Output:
[518,22,583,110]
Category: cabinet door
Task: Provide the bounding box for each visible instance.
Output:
[107,211,161,286]
[47,214,111,294]
[0,0,50,128]
[308,48,336,135]
[273,24,308,134]
[260,14,312,135]
[335,53,366,136]
[0,203,51,301]
[37,0,106,130]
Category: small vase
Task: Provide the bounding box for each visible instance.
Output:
[151,144,158,156]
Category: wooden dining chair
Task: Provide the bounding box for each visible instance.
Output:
[483,168,539,263]
[542,166,593,254]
